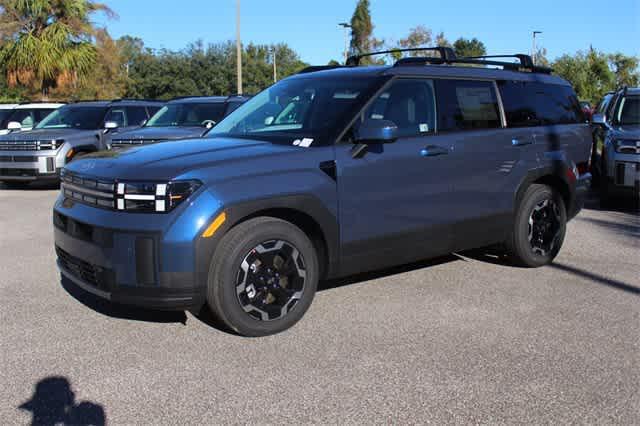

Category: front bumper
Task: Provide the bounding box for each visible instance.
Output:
[0,149,64,181]
[53,188,226,310]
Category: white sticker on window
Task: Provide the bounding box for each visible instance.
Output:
[293,139,302,146]
[419,123,430,133]
[299,138,314,147]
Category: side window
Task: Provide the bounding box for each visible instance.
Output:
[11,110,35,127]
[126,106,149,126]
[224,101,243,116]
[34,109,54,123]
[436,80,501,131]
[105,108,126,127]
[146,106,162,117]
[362,79,436,138]
[499,81,584,127]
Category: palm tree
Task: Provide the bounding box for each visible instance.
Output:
[0,0,115,99]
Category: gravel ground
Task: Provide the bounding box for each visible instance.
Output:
[0,183,638,425]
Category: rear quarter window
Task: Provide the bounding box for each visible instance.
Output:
[436,80,501,131]
[498,81,584,127]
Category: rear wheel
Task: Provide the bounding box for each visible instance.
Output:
[506,184,567,267]
[206,217,319,337]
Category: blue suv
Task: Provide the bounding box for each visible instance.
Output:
[107,96,249,149]
[53,49,592,336]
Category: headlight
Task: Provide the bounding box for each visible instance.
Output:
[613,139,639,154]
[115,180,201,213]
[37,139,64,150]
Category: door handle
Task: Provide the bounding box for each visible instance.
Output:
[512,138,532,147]
[420,145,449,157]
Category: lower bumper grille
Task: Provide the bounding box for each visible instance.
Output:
[56,246,114,291]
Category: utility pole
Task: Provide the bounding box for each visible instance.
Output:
[236,0,243,94]
[272,46,277,83]
[339,22,352,64]
[532,31,542,65]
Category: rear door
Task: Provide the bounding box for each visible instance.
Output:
[436,79,526,250]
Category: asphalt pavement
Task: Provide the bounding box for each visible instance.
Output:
[1,183,638,424]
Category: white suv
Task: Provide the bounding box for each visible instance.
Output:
[0,103,64,135]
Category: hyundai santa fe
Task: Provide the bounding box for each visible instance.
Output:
[53,48,592,336]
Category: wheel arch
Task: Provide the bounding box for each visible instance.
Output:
[514,168,572,215]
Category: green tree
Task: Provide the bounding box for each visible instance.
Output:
[349,0,375,62]
[453,37,487,58]
[434,32,451,48]
[0,0,114,100]
[608,53,640,88]
[553,48,616,103]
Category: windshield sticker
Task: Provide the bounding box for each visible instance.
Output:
[419,123,430,133]
[293,138,314,147]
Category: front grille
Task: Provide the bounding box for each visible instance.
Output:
[61,170,117,210]
[0,140,38,151]
[53,211,114,248]
[0,168,37,177]
[56,246,114,291]
[0,155,38,162]
[111,139,166,147]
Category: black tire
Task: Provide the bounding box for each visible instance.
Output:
[506,184,567,268]
[206,217,319,337]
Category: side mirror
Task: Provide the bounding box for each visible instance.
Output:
[354,119,399,144]
[591,113,606,126]
[104,121,119,130]
[7,121,22,131]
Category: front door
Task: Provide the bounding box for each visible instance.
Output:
[334,78,456,276]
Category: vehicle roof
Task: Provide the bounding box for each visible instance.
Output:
[290,64,570,86]
[0,104,18,109]
[621,87,640,95]
[67,99,164,107]
[15,103,64,109]
[168,95,249,104]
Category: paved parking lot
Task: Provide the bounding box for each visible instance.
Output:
[1,183,638,424]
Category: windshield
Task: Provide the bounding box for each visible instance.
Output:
[146,103,227,127]
[7,108,56,128]
[616,96,640,125]
[36,106,107,130]
[209,75,385,145]
[0,109,13,128]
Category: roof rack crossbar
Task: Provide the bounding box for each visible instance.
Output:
[393,53,553,74]
[347,47,457,66]
[297,65,345,74]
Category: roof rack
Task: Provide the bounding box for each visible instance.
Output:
[297,65,346,74]
[393,53,552,74]
[347,47,457,66]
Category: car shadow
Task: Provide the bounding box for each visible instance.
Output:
[60,276,188,325]
[19,376,106,426]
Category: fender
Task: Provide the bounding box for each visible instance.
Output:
[513,163,574,216]
[193,194,340,288]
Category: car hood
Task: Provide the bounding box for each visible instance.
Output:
[0,128,93,141]
[110,126,207,141]
[610,124,640,139]
[65,137,302,181]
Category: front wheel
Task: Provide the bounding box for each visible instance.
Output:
[206,217,319,337]
[506,184,567,267]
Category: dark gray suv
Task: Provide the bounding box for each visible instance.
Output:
[107,96,249,149]
[54,48,591,336]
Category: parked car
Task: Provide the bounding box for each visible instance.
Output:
[579,101,593,121]
[0,102,65,135]
[592,87,640,202]
[107,95,249,149]
[53,48,591,336]
[0,99,163,186]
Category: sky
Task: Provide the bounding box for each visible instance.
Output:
[95,0,639,64]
